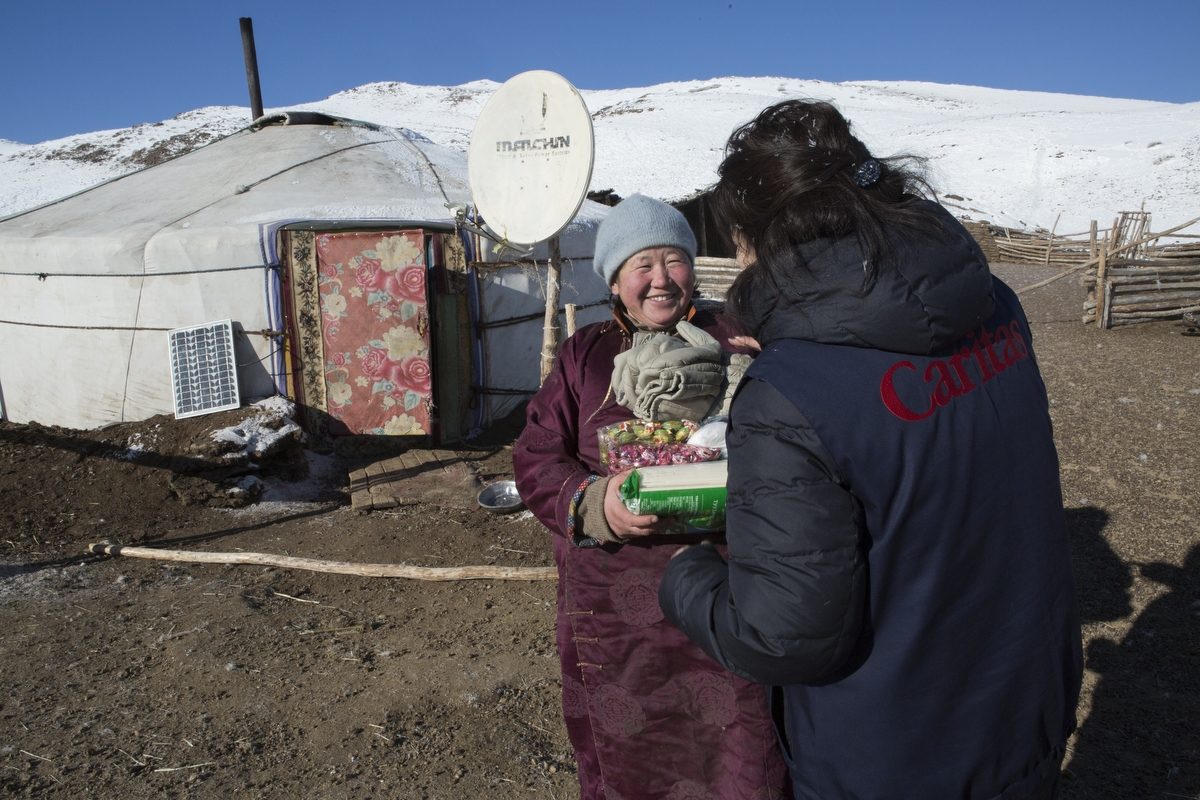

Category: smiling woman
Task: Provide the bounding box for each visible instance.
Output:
[512,194,786,799]
[608,245,695,330]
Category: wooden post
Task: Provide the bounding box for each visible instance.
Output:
[565,303,577,338]
[239,18,264,121]
[1095,242,1109,329]
[539,236,562,384]
[1101,279,1115,329]
[1044,213,1060,266]
[1089,220,1097,260]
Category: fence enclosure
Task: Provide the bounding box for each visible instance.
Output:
[973,212,1200,329]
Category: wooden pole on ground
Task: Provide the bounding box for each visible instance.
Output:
[88,543,557,582]
[539,236,562,385]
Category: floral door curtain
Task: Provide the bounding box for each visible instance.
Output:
[287,230,433,437]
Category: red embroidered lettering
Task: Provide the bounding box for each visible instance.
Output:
[924,360,956,407]
[880,361,934,421]
[1008,321,1029,358]
[969,328,997,380]
[949,348,977,393]
[881,321,1030,422]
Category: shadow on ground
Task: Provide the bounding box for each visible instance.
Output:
[1063,507,1199,798]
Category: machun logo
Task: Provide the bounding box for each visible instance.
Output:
[494,135,572,153]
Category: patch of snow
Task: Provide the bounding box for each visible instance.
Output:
[227,474,263,499]
[210,397,302,460]
[221,450,346,518]
[117,431,149,460]
[255,395,297,417]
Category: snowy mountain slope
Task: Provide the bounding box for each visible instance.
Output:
[2,76,1196,234]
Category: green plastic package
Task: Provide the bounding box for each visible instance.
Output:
[618,460,728,532]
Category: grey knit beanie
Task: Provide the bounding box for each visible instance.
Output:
[593,194,698,285]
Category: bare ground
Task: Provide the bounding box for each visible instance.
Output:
[0,263,1196,800]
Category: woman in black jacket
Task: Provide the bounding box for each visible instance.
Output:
[659,99,1082,800]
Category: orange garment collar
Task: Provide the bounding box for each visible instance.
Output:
[610,303,698,336]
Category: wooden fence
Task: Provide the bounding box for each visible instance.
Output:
[984,223,1099,268]
[1083,259,1200,327]
[971,211,1200,329]
[686,215,1199,330]
[694,256,742,302]
[1082,214,1200,328]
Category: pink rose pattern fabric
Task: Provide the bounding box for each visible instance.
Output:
[313,231,432,436]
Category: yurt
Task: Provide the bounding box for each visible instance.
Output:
[0,112,611,442]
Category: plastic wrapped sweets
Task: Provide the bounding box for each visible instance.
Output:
[598,419,723,472]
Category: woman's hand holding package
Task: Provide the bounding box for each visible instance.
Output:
[603,470,673,538]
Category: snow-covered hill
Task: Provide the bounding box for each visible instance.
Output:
[2,76,1196,234]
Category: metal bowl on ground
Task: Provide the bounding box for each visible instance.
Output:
[477,480,524,514]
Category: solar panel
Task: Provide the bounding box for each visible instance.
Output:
[168,320,241,419]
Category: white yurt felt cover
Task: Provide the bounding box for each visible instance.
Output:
[0,114,609,431]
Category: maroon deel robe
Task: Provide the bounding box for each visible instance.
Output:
[514,311,789,800]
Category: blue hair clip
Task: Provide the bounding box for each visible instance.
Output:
[853,159,881,188]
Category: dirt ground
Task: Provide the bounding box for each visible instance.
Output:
[1,263,1197,800]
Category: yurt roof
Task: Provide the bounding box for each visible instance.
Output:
[0,112,481,277]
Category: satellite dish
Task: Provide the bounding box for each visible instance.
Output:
[468,70,594,247]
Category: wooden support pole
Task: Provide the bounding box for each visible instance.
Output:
[1095,242,1109,329]
[539,236,562,385]
[565,303,577,338]
[1101,280,1115,329]
[1044,213,1060,266]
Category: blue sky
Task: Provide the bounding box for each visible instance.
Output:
[3,0,1197,144]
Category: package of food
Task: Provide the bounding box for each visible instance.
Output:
[618,460,728,532]
[598,419,722,473]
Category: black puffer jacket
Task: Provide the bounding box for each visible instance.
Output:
[659,202,1082,799]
